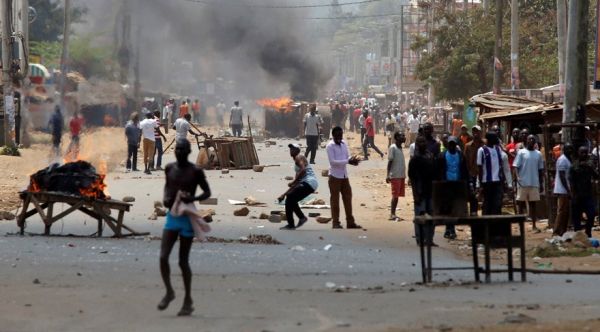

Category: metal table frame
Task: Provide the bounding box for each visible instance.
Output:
[414,214,527,284]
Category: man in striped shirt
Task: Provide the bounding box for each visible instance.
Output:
[476,132,512,215]
[150,110,167,171]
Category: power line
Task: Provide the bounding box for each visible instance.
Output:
[304,12,405,20]
[182,0,386,9]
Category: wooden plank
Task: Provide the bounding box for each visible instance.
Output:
[49,200,85,224]
[30,195,48,222]
[18,194,32,231]
[44,203,54,235]
[198,198,218,205]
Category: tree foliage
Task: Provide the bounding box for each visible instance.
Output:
[413,1,573,101]
[30,0,87,42]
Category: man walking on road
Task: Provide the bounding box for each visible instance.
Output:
[159,138,211,316]
[230,101,243,137]
[278,144,319,230]
[327,126,362,229]
[140,112,158,175]
[513,134,544,232]
[362,109,384,160]
[386,131,406,221]
[407,111,420,145]
[66,110,84,160]
[409,135,437,246]
[304,105,321,164]
[49,105,64,157]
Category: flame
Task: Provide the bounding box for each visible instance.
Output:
[257,97,293,112]
[28,177,41,192]
[79,174,108,199]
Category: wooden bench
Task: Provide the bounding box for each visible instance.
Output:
[413,214,527,284]
[17,191,148,238]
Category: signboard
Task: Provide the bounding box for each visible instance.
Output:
[366,61,379,77]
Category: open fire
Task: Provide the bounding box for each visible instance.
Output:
[256,97,293,113]
[28,161,109,200]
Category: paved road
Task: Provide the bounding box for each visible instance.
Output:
[1,140,599,332]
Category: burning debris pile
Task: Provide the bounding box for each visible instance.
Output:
[260,98,305,138]
[28,161,108,199]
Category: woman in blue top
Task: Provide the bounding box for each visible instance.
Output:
[278,144,319,230]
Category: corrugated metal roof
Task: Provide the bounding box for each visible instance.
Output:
[470,94,543,111]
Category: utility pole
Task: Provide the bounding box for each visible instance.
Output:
[492,0,503,94]
[510,0,519,90]
[398,6,404,97]
[1,0,13,147]
[484,0,490,14]
[59,0,71,111]
[556,0,567,97]
[563,0,589,143]
[133,24,141,112]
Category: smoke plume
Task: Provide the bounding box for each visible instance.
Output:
[132,0,333,101]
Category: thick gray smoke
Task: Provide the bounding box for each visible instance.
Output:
[133,0,333,101]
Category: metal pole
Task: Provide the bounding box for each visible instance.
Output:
[59,0,71,110]
[2,0,13,147]
[557,0,568,97]
[510,0,519,90]
[492,0,503,94]
[563,0,589,144]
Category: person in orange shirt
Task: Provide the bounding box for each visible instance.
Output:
[191,99,201,123]
[451,114,463,137]
[179,101,189,118]
[458,124,472,149]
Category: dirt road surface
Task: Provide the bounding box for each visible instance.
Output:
[1,132,600,332]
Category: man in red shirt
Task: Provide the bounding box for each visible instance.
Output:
[362,110,384,160]
[505,127,521,168]
[66,111,84,160]
[191,99,201,123]
[352,106,362,133]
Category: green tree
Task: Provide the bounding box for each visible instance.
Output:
[412,1,577,101]
[30,0,87,42]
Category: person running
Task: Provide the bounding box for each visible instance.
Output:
[437,136,468,239]
[66,110,84,160]
[125,112,141,172]
[150,110,167,171]
[48,105,64,157]
[278,144,319,230]
[569,146,599,238]
[409,135,437,246]
[358,108,367,143]
[327,126,362,229]
[386,131,406,221]
[552,143,574,236]
[303,105,321,164]
[140,112,158,175]
[229,101,243,137]
[362,109,384,160]
[158,138,211,316]
[513,134,544,232]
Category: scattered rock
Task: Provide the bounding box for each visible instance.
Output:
[221,169,230,174]
[305,198,326,205]
[321,170,329,177]
[234,207,250,217]
[154,207,167,217]
[244,196,261,206]
[360,203,366,207]
[122,196,135,203]
[308,212,321,218]
[284,176,294,181]
[253,165,265,172]
[269,214,282,223]
[0,211,15,220]
[153,201,163,208]
[148,213,158,220]
[316,217,332,224]
[501,313,536,324]
[291,245,306,251]
[33,278,40,284]
[259,213,270,220]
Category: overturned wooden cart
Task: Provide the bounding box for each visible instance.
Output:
[17,191,148,237]
[196,136,260,170]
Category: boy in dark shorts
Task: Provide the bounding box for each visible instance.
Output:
[158,139,211,316]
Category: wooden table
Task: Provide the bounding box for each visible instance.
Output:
[413,214,527,284]
[17,191,148,238]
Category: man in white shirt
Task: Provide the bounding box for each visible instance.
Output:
[477,132,512,215]
[326,126,362,229]
[407,112,420,145]
[173,114,202,141]
[139,112,158,174]
[303,105,321,164]
[513,134,544,231]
